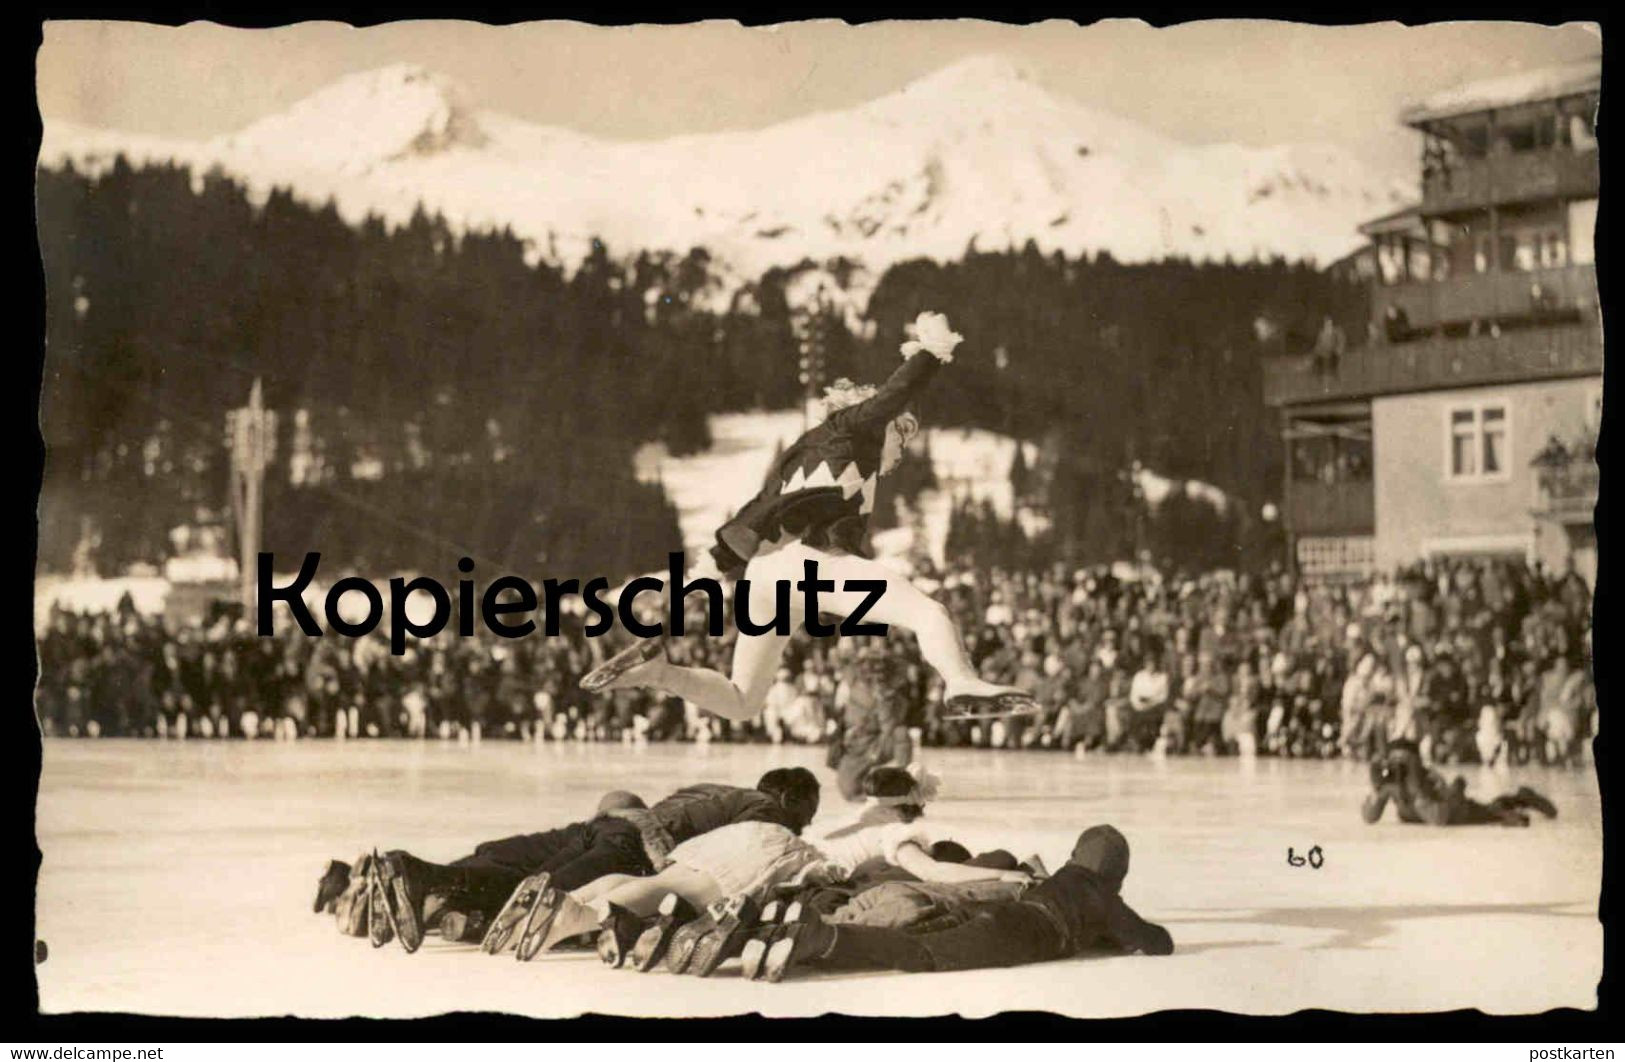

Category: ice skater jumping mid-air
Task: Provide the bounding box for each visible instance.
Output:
[581,310,1039,725]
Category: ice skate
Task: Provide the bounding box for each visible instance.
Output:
[364,850,396,948]
[513,877,574,961]
[942,688,1041,722]
[332,852,374,936]
[312,859,351,914]
[595,903,646,968]
[1516,786,1558,819]
[740,900,803,981]
[374,851,430,954]
[681,893,761,977]
[579,639,667,693]
[333,886,364,936]
[481,872,550,955]
[760,910,838,983]
[630,892,698,972]
[517,888,597,959]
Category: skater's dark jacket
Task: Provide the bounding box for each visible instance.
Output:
[710,351,942,577]
[649,783,802,841]
[597,783,800,872]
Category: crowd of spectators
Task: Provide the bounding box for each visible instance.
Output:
[35,555,1595,768]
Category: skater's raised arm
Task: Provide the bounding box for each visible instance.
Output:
[829,311,963,432]
[831,351,942,432]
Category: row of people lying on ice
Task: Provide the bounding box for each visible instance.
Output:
[1360,739,1558,827]
[311,765,1173,981]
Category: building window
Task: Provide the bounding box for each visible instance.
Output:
[1290,431,1372,484]
[1460,119,1490,159]
[1377,237,1406,285]
[1535,111,1560,150]
[1447,402,1511,482]
[1499,118,1538,153]
[1538,229,1568,268]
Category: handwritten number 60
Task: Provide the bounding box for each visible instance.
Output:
[1287,846,1324,868]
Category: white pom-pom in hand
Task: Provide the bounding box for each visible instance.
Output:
[900,311,963,363]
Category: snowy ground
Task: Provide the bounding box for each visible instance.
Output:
[35,740,1600,1019]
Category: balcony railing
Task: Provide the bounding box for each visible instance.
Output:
[1373,263,1597,333]
[1285,479,1375,536]
[1421,148,1599,214]
[1263,321,1603,407]
[1535,461,1599,522]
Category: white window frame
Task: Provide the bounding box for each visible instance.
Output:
[1443,399,1513,484]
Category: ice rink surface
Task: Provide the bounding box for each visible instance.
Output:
[35,739,1601,1019]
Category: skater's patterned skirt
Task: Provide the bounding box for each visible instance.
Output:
[665,821,824,900]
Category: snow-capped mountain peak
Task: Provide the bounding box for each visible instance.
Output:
[214,63,488,176]
[891,53,1046,106]
[40,54,1413,291]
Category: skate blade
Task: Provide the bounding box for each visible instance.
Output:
[482,876,544,955]
[942,692,1041,722]
[514,886,563,962]
[579,640,663,692]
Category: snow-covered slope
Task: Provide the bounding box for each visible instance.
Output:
[40,56,1412,285]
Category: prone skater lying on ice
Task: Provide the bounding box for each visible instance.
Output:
[1361,739,1557,827]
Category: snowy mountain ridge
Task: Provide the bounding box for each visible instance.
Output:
[40,56,1413,293]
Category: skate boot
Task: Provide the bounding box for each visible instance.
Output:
[662,897,728,974]
[482,872,550,956]
[740,900,803,981]
[333,852,375,937]
[595,903,647,968]
[334,884,369,937]
[630,892,698,972]
[438,908,489,944]
[513,875,569,962]
[375,852,431,954]
[681,894,762,977]
[364,851,397,948]
[313,859,351,914]
[1516,786,1558,819]
[760,910,839,983]
[516,888,598,960]
[579,638,667,692]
